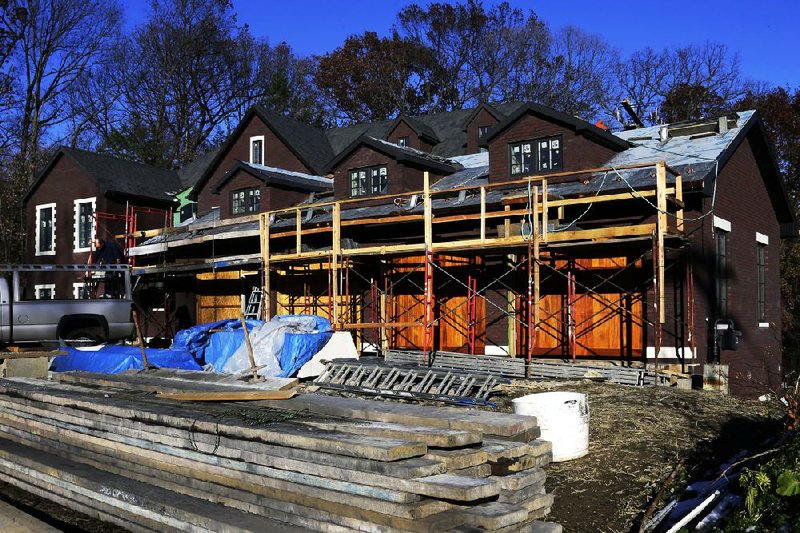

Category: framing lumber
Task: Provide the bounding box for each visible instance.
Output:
[155,389,297,401]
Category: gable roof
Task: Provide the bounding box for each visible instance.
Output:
[387,115,440,144]
[189,105,335,200]
[24,147,181,204]
[211,162,333,194]
[481,102,632,151]
[325,136,462,174]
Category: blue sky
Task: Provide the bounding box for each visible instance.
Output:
[125,0,800,88]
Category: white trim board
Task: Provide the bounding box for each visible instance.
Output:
[73,196,96,253]
[646,346,696,360]
[35,203,56,256]
[713,216,731,232]
[756,232,769,245]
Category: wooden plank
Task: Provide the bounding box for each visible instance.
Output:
[156,389,297,401]
[0,413,423,505]
[254,393,538,437]
[0,350,64,359]
[0,394,445,480]
[0,380,428,461]
[424,448,488,470]
[53,371,299,392]
[300,420,482,448]
[0,497,61,533]
[0,437,296,533]
[0,420,466,530]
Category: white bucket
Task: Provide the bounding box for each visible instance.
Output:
[512,392,589,462]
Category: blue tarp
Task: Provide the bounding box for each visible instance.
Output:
[171,318,263,369]
[276,315,333,378]
[50,345,202,374]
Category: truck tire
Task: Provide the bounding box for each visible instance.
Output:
[62,329,104,347]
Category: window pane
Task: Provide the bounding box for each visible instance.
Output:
[716,231,727,317]
[251,140,263,165]
[78,202,93,249]
[39,207,53,252]
[758,245,766,321]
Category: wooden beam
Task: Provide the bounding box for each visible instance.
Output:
[156,390,297,401]
[424,172,432,249]
[261,214,271,319]
[295,209,302,256]
[332,203,341,327]
[479,186,486,242]
[541,180,548,243]
[675,175,684,233]
[656,162,667,324]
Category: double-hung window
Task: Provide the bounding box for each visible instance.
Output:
[250,136,264,165]
[35,203,56,256]
[509,136,562,176]
[34,284,55,300]
[349,166,387,197]
[74,197,96,252]
[715,229,728,318]
[232,188,260,215]
[757,243,767,323]
[397,136,409,147]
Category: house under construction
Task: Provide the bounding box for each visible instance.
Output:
[27,103,794,396]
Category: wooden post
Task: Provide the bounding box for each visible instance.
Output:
[239,314,259,381]
[675,174,684,233]
[295,208,302,256]
[541,180,549,242]
[424,172,432,249]
[480,186,486,242]
[506,259,516,357]
[131,309,151,369]
[331,203,341,328]
[656,162,667,325]
[260,213,271,320]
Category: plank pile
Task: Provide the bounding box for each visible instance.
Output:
[0,377,561,532]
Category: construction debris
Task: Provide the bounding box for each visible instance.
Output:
[314,359,508,406]
[0,377,562,532]
[385,349,668,386]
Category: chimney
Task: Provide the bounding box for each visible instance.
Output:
[718,116,729,134]
[659,125,669,143]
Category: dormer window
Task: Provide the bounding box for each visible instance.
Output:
[478,126,491,138]
[397,136,409,147]
[509,136,562,176]
[350,165,387,197]
[250,136,264,165]
[232,187,260,215]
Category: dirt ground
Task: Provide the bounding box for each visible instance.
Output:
[0,379,784,533]
[494,379,784,533]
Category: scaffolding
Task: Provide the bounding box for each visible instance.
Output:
[255,160,695,373]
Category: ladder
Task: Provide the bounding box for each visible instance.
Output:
[313,360,508,406]
[244,287,264,320]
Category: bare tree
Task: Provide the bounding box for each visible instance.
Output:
[5,0,121,180]
[538,25,620,119]
[397,0,550,109]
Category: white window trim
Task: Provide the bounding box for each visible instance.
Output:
[756,232,769,245]
[73,196,96,253]
[249,135,265,165]
[713,216,731,232]
[73,282,85,300]
[35,203,56,256]
[759,322,770,328]
[34,283,56,300]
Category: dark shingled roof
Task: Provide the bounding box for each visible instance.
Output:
[254,105,334,174]
[482,102,632,151]
[24,147,181,204]
[325,136,462,174]
[211,162,333,194]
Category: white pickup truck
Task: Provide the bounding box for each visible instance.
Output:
[0,264,135,344]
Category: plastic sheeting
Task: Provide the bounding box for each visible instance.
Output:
[50,345,202,374]
[171,318,263,370]
[222,315,332,378]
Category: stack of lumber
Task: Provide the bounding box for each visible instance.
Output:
[0,377,561,532]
